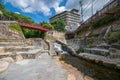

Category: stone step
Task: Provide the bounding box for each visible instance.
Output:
[0,44,27,47]
[16,49,41,55]
[0,52,13,56]
[111,44,120,50]
[84,48,109,57]
[0,39,27,46]
[109,48,120,58]
[0,39,25,42]
[96,43,110,49]
[16,49,42,59]
[78,53,120,69]
[0,46,35,53]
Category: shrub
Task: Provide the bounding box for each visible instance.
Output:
[8,23,23,35]
[77,46,84,53]
[106,31,120,43]
[91,15,120,29]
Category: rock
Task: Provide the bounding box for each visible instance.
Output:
[116,64,120,70]
[0,61,9,73]
[0,57,14,63]
[16,54,23,61]
[84,76,94,80]
[111,44,120,50]
[67,74,76,80]
[102,61,116,68]
[60,54,68,60]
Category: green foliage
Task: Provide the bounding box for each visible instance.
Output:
[40,21,54,29]
[90,15,120,29]
[77,46,84,53]
[106,31,120,43]
[0,2,33,23]
[22,28,45,38]
[0,2,47,39]
[8,23,23,35]
[52,19,66,32]
[0,2,5,10]
[44,34,55,41]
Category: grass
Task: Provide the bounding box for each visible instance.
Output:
[44,34,55,41]
[106,31,120,43]
[8,23,24,35]
[90,15,120,29]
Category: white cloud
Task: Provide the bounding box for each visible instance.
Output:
[65,0,79,11]
[4,0,111,20]
[55,6,66,13]
[15,12,20,14]
[4,0,66,16]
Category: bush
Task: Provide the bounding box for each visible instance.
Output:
[106,31,120,43]
[8,23,23,35]
[90,15,120,29]
[44,34,55,41]
[77,46,84,53]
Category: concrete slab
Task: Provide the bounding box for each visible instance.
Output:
[0,53,67,80]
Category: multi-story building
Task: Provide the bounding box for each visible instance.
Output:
[50,9,80,31]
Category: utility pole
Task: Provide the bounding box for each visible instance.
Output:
[79,0,83,24]
[91,0,94,16]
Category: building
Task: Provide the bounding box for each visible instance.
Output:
[50,9,80,31]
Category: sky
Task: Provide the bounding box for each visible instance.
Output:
[0,0,110,23]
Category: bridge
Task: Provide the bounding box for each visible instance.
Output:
[18,21,50,32]
[0,18,50,32]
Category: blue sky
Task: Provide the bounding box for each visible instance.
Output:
[0,0,110,23]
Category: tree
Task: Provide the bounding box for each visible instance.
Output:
[0,2,5,10]
[0,2,46,38]
[52,19,66,32]
[40,21,54,30]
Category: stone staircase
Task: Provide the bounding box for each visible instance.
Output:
[84,48,109,57]
[109,43,120,58]
[78,43,120,70]
[0,39,49,59]
[0,39,27,47]
[0,38,49,73]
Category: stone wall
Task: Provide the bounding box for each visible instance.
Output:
[0,23,24,39]
[48,31,66,44]
[66,20,120,51]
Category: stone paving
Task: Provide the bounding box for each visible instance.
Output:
[0,53,67,80]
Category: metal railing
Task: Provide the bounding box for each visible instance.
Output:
[66,0,120,34]
[80,0,120,28]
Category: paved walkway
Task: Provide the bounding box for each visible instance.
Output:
[0,53,67,80]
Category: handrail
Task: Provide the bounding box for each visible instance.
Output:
[83,0,119,25]
[18,21,50,32]
[74,0,120,33]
